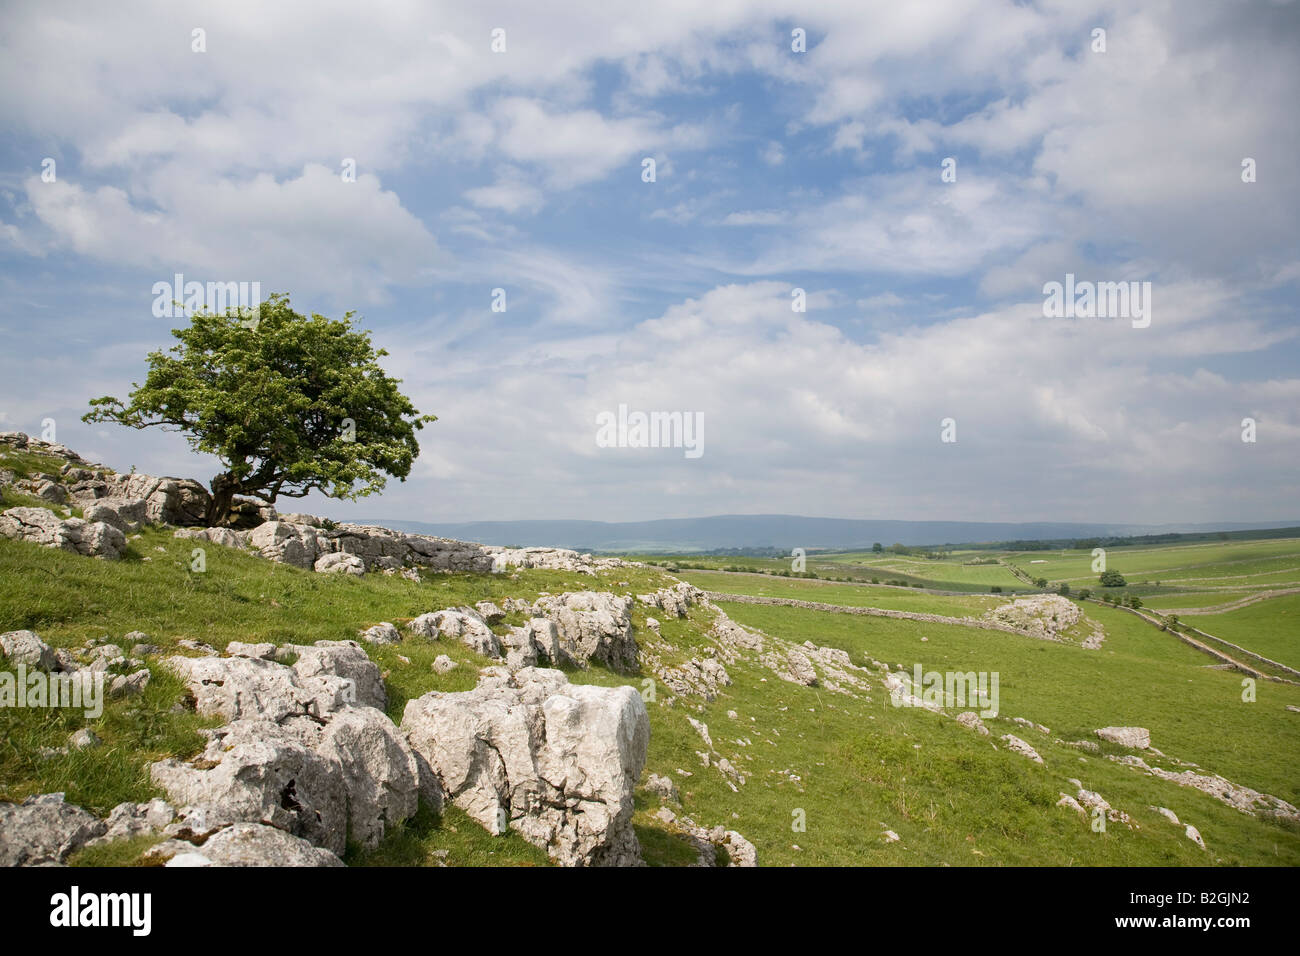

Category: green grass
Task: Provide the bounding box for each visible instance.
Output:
[0,446,70,480]
[716,600,1300,806]
[1004,540,1300,589]
[349,800,553,867]
[1183,594,1300,671]
[1141,591,1256,610]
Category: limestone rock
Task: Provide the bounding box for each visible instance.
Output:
[82,496,150,533]
[1095,726,1150,750]
[69,728,101,750]
[762,647,818,687]
[408,608,502,659]
[165,654,342,722]
[0,507,126,558]
[0,629,58,670]
[104,473,211,526]
[645,772,680,802]
[314,706,427,846]
[173,526,245,549]
[283,640,388,713]
[0,793,106,865]
[531,591,638,671]
[1057,794,1086,815]
[636,583,704,618]
[167,823,345,867]
[90,799,175,846]
[475,601,505,624]
[359,623,401,645]
[151,718,350,855]
[315,552,366,576]
[955,711,990,735]
[1000,734,1044,764]
[401,667,649,866]
[247,520,326,569]
[226,641,276,660]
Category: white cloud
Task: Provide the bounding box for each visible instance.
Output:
[17,165,440,304]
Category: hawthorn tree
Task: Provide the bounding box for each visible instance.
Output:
[84,294,435,527]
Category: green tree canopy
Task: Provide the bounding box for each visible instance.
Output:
[83,294,435,527]
[1098,569,1127,587]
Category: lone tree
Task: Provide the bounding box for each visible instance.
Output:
[1098,569,1127,587]
[84,294,435,527]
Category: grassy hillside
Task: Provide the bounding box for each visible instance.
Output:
[0,455,1294,870]
[4,521,1299,866]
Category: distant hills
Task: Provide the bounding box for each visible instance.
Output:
[359,513,1300,553]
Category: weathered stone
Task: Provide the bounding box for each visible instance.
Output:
[1096,726,1150,750]
[69,728,101,750]
[408,608,502,659]
[0,793,106,865]
[0,507,126,558]
[314,706,428,847]
[402,667,649,866]
[359,623,401,645]
[285,640,388,713]
[956,711,990,735]
[165,823,345,867]
[1000,734,1044,764]
[82,497,150,533]
[90,799,175,846]
[645,772,680,802]
[531,591,638,671]
[226,641,276,660]
[173,526,245,549]
[0,629,58,670]
[151,718,349,855]
[315,552,366,576]
[247,520,325,569]
[475,601,505,624]
[636,583,704,618]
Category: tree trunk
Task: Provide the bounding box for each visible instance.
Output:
[206,472,240,527]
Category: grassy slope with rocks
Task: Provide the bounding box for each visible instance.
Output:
[2,522,1297,865]
[3,437,1296,866]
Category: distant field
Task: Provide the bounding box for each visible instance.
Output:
[632,552,1029,593]
[1141,591,1255,610]
[1005,540,1300,589]
[819,553,1025,589]
[678,570,1002,616]
[1183,594,1300,671]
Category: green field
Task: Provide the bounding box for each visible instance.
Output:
[678,569,1001,616]
[1004,540,1300,589]
[1183,594,1300,671]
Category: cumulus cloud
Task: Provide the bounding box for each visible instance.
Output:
[0,0,1295,527]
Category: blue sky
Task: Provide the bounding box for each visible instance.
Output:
[1,0,1297,526]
